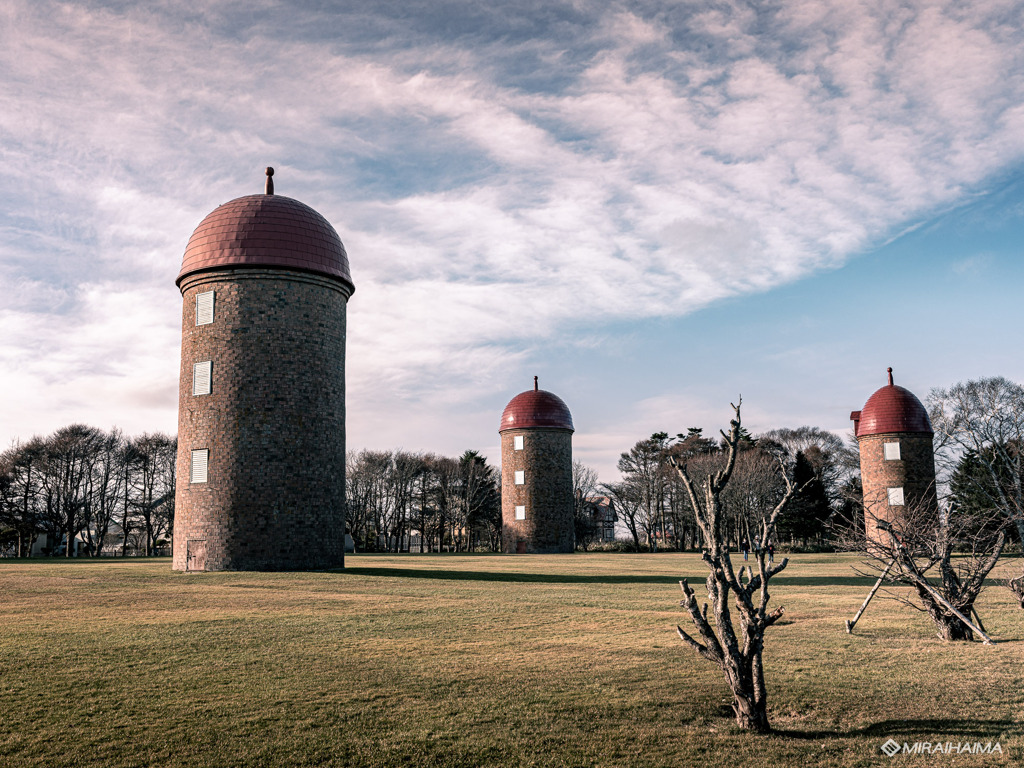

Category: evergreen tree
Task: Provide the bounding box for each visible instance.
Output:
[950,445,1019,543]
[777,450,829,546]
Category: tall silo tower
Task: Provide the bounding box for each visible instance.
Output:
[172,168,354,571]
[850,368,937,546]
[499,377,575,554]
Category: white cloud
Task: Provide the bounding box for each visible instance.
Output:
[1,0,1024,461]
[0,281,180,438]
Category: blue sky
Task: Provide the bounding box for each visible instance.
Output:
[2,0,1024,480]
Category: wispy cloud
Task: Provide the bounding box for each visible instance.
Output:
[2,0,1024,467]
[950,253,993,276]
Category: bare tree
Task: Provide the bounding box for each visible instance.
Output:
[664,430,717,550]
[929,378,1024,542]
[602,480,644,550]
[669,400,801,733]
[430,456,460,552]
[346,449,373,551]
[39,425,106,556]
[126,433,176,556]
[761,426,848,547]
[1009,572,1024,610]
[345,449,501,553]
[0,438,46,556]
[615,434,670,550]
[351,450,397,550]
[2,426,182,558]
[413,454,438,553]
[927,378,1024,612]
[572,460,600,550]
[678,439,786,553]
[720,443,787,553]
[389,452,422,550]
[760,426,847,493]
[854,492,1006,642]
[81,429,126,556]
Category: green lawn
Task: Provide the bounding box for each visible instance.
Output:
[1,553,1021,767]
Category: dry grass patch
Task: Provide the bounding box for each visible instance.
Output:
[1,553,1021,767]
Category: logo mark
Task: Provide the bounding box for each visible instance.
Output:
[881,739,901,757]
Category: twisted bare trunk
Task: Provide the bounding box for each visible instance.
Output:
[1009,572,1024,610]
[671,400,804,733]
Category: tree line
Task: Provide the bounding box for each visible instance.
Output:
[7,377,1023,560]
[600,426,852,552]
[0,426,176,557]
[347,449,501,552]
[0,424,875,557]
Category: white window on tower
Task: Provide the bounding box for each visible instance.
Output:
[883,442,901,461]
[193,361,212,396]
[515,505,526,520]
[190,449,209,484]
[514,435,524,451]
[514,470,525,485]
[196,291,214,325]
[887,487,905,506]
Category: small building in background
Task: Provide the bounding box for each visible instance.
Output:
[499,377,575,554]
[172,169,354,571]
[851,368,937,547]
[581,495,617,543]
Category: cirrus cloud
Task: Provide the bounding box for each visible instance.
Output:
[1,0,1023,470]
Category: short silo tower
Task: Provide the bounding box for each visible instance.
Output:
[499,377,575,554]
[850,368,937,546]
[172,168,355,571]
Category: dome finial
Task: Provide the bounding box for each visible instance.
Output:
[534,375,539,391]
[265,167,275,195]
[887,367,893,386]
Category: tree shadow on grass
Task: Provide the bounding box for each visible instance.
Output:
[339,566,881,587]
[776,718,1024,741]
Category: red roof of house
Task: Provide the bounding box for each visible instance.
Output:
[851,368,932,437]
[176,194,353,292]
[499,379,574,432]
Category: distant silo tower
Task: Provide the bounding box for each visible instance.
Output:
[172,168,354,571]
[499,377,575,554]
[850,368,937,546]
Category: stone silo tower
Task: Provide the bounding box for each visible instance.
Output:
[172,168,354,571]
[850,368,937,546]
[499,377,575,554]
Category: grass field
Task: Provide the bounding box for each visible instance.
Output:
[1,553,1022,767]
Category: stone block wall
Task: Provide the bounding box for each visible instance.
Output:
[858,432,937,546]
[500,428,574,554]
[173,268,350,571]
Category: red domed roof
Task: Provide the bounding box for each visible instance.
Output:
[499,379,574,432]
[851,369,932,437]
[176,194,354,292]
